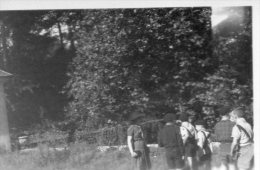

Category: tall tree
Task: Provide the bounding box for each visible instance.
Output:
[66,8,213,130]
[0,10,80,130]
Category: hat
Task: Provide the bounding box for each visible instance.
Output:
[179,113,188,122]
[195,119,205,126]
[217,106,231,116]
[163,113,176,123]
[128,112,145,121]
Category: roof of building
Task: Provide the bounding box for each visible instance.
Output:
[0,69,12,77]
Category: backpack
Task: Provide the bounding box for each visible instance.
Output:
[197,130,213,160]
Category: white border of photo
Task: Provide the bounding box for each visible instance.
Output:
[0,0,259,169]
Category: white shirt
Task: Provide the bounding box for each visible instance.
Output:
[180,122,197,144]
[182,122,197,137]
[231,118,253,146]
[197,128,210,148]
[180,126,189,144]
[197,128,213,154]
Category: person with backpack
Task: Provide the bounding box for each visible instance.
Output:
[179,113,198,170]
[213,110,235,170]
[194,119,213,170]
[158,113,185,170]
[127,112,151,170]
[229,108,254,170]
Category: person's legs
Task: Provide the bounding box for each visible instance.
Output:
[228,163,236,170]
[132,150,149,170]
[237,144,254,170]
[185,141,197,170]
[166,150,175,170]
[132,156,140,170]
[166,148,184,170]
[174,157,184,170]
[221,143,232,170]
[205,158,211,170]
[186,157,193,170]
[199,154,211,170]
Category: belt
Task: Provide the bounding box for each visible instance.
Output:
[219,141,232,143]
[165,145,179,149]
[134,139,144,142]
[240,143,253,148]
[217,139,232,143]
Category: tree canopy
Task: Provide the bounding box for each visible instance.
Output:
[0,7,252,133]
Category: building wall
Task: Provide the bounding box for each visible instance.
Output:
[0,80,11,152]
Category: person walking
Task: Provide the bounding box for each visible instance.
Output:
[195,119,212,170]
[127,111,151,170]
[229,108,254,170]
[179,113,197,170]
[158,113,185,170]
[213,111,235,170]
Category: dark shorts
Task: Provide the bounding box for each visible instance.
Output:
[184,138,197,157]
[200,153,212,162]
[197,147,212,162]
[165,148,184,169]
[212,143,232,167]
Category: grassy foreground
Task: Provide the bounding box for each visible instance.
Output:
[0,143,166,170]
[0,142,252,170]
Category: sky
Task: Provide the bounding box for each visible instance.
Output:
[211,7,229,27]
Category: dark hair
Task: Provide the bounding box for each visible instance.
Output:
[179,113,188,122]
[194,119,205,126]
[163,113,176,123]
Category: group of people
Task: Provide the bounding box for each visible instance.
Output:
[127,107,254,170]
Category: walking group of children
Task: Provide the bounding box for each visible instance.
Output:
[127,107,254,170]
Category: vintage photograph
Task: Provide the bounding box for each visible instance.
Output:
[0,3,256,170]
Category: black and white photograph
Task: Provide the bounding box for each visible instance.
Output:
[0,1,259,170]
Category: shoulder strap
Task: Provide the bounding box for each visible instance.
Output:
[236,124,253,142]
[199,130,210,146]
[182,125,192,137]
[200,131,207,139]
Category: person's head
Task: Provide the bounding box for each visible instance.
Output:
[221,113,230,120]
[194,119,205,130]
[188,115,195,124]
[128,112,145,125]
[179,113,188,122]
[219,106,231,120]
[163,113,176,123]
[229,107,244,123]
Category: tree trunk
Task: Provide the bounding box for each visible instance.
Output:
[68,25,75,50]
[0,23,8,69]
[57,21,64,48]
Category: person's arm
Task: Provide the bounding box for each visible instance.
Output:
[197,132,204,149]
[230,126,240,156]
[127,126,138,157]
[230,137,239,156]
[158,129,165,147]
[180,126,189,144]
[127,136,137,157]
[207,135,214,152]
[176,126,185,157]
[212,124,219,141]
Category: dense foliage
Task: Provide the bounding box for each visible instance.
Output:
[0,11,80,130]
[0,7,252,135]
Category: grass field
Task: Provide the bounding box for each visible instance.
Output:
[0,143,252,170]
[0,143,167,170]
